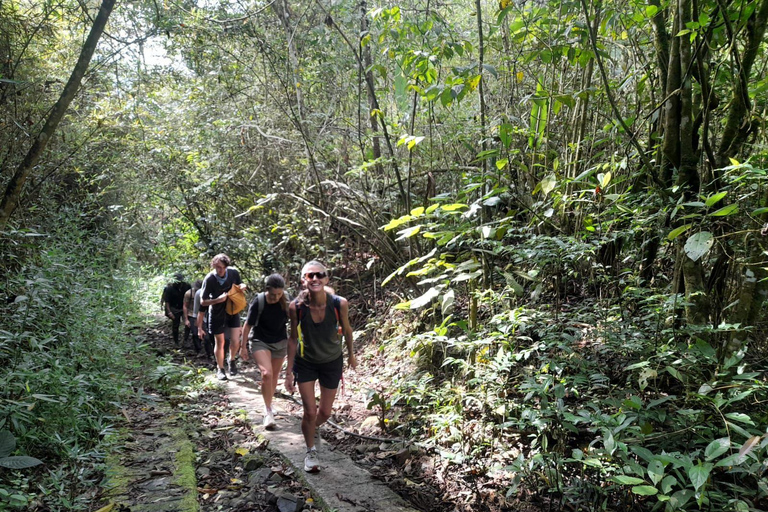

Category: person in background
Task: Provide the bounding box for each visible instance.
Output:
[240,274,290,430]
[200,254,246,381]
[161,273,191,346]
[285,261,356,473]
[184,280,202,353]
[194,282,214,361]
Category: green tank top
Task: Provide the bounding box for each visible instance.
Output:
[298,295,342,364]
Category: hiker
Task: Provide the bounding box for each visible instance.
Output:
[200,254,246,380]
[240,273,290,429]
[184,280,203,353]
[285,261,356,473]
[194,283,215,360]
[161,273,191,346]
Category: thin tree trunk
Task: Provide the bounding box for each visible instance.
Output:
[0,0,117,230]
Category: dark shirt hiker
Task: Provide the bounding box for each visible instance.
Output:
[161,273,190,345]
[200,254,246,380]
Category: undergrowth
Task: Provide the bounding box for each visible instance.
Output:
[370,259,768,511]
[0,215,195,511]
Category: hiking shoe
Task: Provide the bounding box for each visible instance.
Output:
[228,359,238,376]
[304,448,320,473]
[216,368,228,381]
[263,408,276,430]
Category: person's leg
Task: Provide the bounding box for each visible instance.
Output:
[204,333,215,359]
[213,332,226,370]
[183,322,191,348]
[171,314,181,345]
[253,349,275,410]
[270,356,285,402]
[189,316,201,353]
[297,380,319,449]
[316,385,338,428]
[229,327,242,362]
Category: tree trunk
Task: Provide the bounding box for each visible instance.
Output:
[0,0,117,230]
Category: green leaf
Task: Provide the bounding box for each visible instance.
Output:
[611,475,646,485]
[410,287,441,309]
[0,456,43,469]
[647,460,664,485]
[724,412,754,425]
[661,475,677,494]
[684,231,714,262]
[704,438,730,461]
[540,174,557,196]
[631,485,658,496]
[382,215,413,231]
[441,289,455,316]
[441,203,468,212]
[705,191,727,207]
[0,431,15,458]
[687,463,712,491]
[709,203,738,217]
[395,225,421,240]
[667,224,692,241]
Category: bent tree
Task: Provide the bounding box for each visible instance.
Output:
[0,0,116,230]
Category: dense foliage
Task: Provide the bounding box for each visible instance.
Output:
[1,0,767,510]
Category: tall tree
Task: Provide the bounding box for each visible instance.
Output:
[0,0,117,230]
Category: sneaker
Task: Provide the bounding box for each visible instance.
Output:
[304,448,320,473]
[216,368,228,381]
[263,408,276,430]
[228,359,238,376]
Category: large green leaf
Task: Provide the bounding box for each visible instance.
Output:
[709,203,738,217]
[611,475,645,485]
[631,485,658,496]
[687,463,712,491]
[410,287,441,309]
[667,224,692,240]
[684,231,713,262]
[704,438,730,461]
[0,456,43,469]
[0,431,15,458]
[647,460,664,485]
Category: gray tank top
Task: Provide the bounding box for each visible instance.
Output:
[298,295,342,364]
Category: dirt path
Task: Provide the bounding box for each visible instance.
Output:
[99,322,433,512]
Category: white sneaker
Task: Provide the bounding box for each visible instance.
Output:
[263,408,276,430]
[304,448,320,473]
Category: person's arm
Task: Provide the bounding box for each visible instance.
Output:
[200,294,226,307]
[196,310,205,339]
[199,278,226,307]
[240,323,251,361]
[339,297,356,369]
[284,302,299,393]
[183,291,191,326]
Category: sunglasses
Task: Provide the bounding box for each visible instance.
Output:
[304,271,327,280]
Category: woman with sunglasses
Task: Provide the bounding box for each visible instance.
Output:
[285,261,356,473]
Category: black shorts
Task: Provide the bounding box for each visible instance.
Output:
[293,355,343,390]
[210,313,241,335]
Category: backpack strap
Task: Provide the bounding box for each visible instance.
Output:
[253,292,266,327]
[294,298,307,358]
